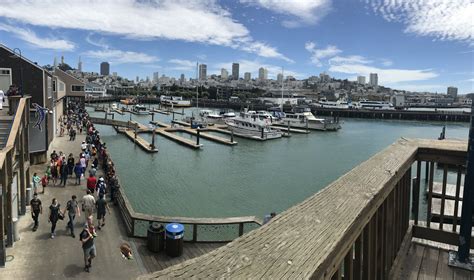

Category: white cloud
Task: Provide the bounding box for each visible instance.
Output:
[380,58,393,66]
[84,49,159,64]
[241,0,332,27]
[305,41,341,66]
[328,62,438,84]
[0,0,290,61]
[389,84,445,92]
[368,0,473,45]
[168,59,197,71]
[0,22,75,51]
[214,60,303,79]
[329,55,372,65]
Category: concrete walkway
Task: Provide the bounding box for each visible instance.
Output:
[0,133,145,279]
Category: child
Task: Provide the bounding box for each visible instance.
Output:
[32,173,41,192]
[41,173,48,194]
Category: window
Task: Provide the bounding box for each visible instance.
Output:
[47,77,52,99]
[59,81,65,92]
[52,80,56,92]
[72,85,84,92]
[0,69,10,75]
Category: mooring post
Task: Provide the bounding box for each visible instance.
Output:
[134,123,138,139]
[231,130,234,143]
[105,112,108,120]
[151,112,155,122]
[449,101,474,269]
[261,127,264,139]
[111,113,114,120]
[287,121,291,136]
[151,127,156,149]
[129,112,132,121]
[196,128,200,145]
[306,119,309,133]
[172,111,175,121]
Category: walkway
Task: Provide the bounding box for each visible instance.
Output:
[0,133,144,279]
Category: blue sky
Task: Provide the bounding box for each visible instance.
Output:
[0,0,472,93]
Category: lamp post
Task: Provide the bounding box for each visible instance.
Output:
[10,48,24,97]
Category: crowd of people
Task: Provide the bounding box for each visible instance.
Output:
[29,101,121,272]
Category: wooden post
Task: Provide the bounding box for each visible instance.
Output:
[134,123,138,139]
[105,112,108,120]
[192,224,198,242]
[196,128,200,145]
[412,160,421,225]
[172,111,175,121]
[230,130,234,143]
[129,112,132,121]
[238,223,244,236]
[111,113,115,120]
[424,161,429,183]
[0,161,7,267]
[287,121,291,136]
[151,127,156,149]
[261,127,264,139]
[151,112,155,122]
[306,118,309,133]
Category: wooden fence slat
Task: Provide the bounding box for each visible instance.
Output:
[426,161,435,228]
[452,166,462,232]
[439,165,448,229]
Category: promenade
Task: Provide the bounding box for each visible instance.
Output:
[0,133,144,279]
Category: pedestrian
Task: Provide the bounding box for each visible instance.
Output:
[64,195,80,238]
[74,162,82,185]
[0,89,4,110]
[109,175,118,204]
[96,177,106,199]
[67,153,75,176]
[80,155,86,175]
[48,198,62,239]
[263,212,276,225]
[30,193,42,231]
[50,159,58,186]
[96,193,110,230]
[82,190,96,221]
[32,172,41,193]
[60,160,68,187]
[87,173,97,194]
[81,141,87,152]
[80,216,97,272]
[40,173,48,194]
[91,157,99,170]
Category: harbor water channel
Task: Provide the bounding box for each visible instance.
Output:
[88,105,469,231]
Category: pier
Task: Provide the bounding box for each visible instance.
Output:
[270,125,311,134]
[176,127,237,146]
[115,126,158,153]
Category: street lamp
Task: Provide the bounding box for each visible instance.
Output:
[9,48,24,97]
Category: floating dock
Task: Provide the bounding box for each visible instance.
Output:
[171,120,191,127]
[150,108,170,115]
[113,109,125,115]
[149,120,171,128]
[114,127,158,153]
[270,125,311,134]
[178,128,237,146]
[155,129,202,149]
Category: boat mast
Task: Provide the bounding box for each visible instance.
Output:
[281,67,284,110]
[196,61,199,109]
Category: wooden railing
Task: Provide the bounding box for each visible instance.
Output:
[105,152,262,243]
[0,97,30,267]
[138,138,469,279]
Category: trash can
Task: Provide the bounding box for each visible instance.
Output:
[147,222,164,252]
[165,223,184,257]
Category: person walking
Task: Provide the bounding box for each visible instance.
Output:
[0,89,4,110]
[80,155,86,176]
[40,173,48,194]
[96,177,106,198]
[30,193,42,231]
[80,216,97,272]
[64,195,80,238]
[50,159,58,186]
[32,173,41,193]
[87,174,97,194]
[48,198,61,239]
[96,193,110,230]
[82,190,96,221]
[67,153,75,177]
[74,162,82,185]
[60,159,68,187]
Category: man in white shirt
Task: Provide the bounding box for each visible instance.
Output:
[0,90,4,110]
[82,190,96,221]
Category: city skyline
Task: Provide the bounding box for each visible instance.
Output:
[0,0,472,93]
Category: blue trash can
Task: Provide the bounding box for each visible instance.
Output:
[165,223,184,257]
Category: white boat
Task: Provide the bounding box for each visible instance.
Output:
[225,110,283,140]
[316,99,351,109]
[355,100,394,110]
[160,95,191,107]
[132,104,149,115]
[111,103,118,110]
[280,107,341,131]
[200,109,236,125]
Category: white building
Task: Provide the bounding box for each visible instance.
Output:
[199,64,207,80]
[244,72,251,81]
[85,82,107,97]
[221,68,228,79]
[357,76,366,84]
[277,73,283,83]
[153,72,159,83]
[258,67,268,80]
[369,73,378,86]
[447,86,458,99]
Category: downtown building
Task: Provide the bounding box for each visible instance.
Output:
[100,61,110,76]
[232,63,239,80]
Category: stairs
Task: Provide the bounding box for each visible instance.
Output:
[0,115,13,149]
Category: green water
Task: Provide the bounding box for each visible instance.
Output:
[89,107,469,219]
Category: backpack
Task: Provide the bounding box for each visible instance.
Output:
[66,200,72,211]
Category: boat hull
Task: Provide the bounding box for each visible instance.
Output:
[277,119,341,131]
[226,123,282,140]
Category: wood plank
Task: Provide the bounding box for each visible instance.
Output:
[452,167,462,231]
[453,269,470,280]
[435,250,454,279]
[418,246,440,280]
[397,242,425,280]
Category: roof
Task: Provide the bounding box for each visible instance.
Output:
[0,44,46,72]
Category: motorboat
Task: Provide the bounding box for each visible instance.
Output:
[280,106,341,131]
[120,98,137,105]
[354,100,394,110]
[111,103,118,110]
[132,104,149,115]
[225,110,283,140]
[200,109,236,125]
[160,95,191,107]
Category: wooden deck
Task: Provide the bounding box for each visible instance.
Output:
[391,239,474,279]
[132,239,224,273]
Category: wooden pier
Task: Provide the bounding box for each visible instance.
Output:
[113,108,125,115]
[154,129,202,149]
[150,108,170,115]
[114,127,158,153]
[270,125,310,134]
[177,128,237,146]
[149,120,171,128]
[171,120,191,127]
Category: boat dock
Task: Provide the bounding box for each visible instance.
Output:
[149,120,171,128]
[154,129,202,149]
[113,108,125,115]
[171,120,191,127]
[270,125,311,134]
[114,126,158,153]
[150,108,170,115]
[176,128,237,146]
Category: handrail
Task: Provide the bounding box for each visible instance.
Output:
[133,212,262,226]
[6,97,26,147]
[138,138,469,279]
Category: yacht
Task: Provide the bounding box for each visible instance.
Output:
[132,104,149,115]
[280,106,341,131]
[354,100,394,110]
[200,109,236,125]
[160,95,191,107]
[225,110,283,140]
[316,99,351,109]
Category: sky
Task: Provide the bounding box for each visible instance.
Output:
[0,0,472,94]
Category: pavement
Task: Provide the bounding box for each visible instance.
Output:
[0,132,145,279]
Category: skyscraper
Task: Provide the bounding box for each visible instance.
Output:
[221,68,228,79]
[277,73,283,83]
[180,74,185,83]
[258,67,268,81]
[357,76,366,84]
[447,86,458,99]
[244,72,251,81]
[100,62,110,76]
[369,73,378,86]
[199,64,207,80]
[78,56,82,72]
[232,63,239,80]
